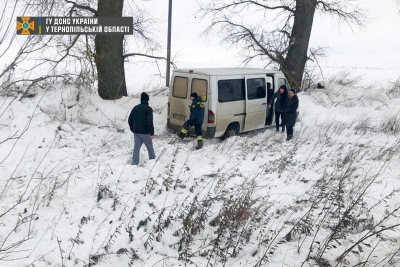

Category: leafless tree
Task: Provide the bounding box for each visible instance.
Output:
[0,0,37,91]
[10,0,169,100]
[1,2,87,98]
[198,0,365,90]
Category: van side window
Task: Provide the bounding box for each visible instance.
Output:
[218,79,245,103]
[192,78,208,101]
[247,78,266,100]
[172,76,188,99]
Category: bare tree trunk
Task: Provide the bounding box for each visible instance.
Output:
[95,0,127,100]
[282,0,317,89]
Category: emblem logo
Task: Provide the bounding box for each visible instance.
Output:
[17,17,35,35]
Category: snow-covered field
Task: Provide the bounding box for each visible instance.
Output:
[1,78,400,267]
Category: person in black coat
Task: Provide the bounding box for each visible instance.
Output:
[128,92,155,165]
[282,89,299,141]
[179,92,205,149]
[269,85,288,132]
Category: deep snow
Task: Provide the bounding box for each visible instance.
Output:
[1,78,400,267]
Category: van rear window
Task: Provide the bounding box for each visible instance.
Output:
[218,79,245,103]
[172,76,188,99]
[192,78,208,101]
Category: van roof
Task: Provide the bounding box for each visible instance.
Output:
[173,68,282,76]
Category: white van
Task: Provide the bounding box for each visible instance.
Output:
[167,68,290,138]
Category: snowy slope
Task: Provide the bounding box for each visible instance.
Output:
[1,80,400,267]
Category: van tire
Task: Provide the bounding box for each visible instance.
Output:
[223,123,239,140]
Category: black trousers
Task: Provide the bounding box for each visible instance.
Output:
[286,125,294,136]
[275,111,285,130]
[183,120,202,137]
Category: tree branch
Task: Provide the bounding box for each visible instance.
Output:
[123,53,165,60]
[65,0,98,16]
[123,53,176,68]
[50,35,81,71]
[215,18,280,63]
[207,0,294,14]
[316,0,364,26]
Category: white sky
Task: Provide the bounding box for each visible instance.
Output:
[129,0,400,92]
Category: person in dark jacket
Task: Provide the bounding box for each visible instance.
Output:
[269,85,288,132]
[282,89,299,141]
[178,92,205,149]
[128,92,155,165]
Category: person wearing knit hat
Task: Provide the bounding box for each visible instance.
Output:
[128,92,156,165]
[282,89,299,141]
[179,92,205,149]
[141,92,149,102]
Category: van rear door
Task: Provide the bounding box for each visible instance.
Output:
[169,73,209,128]
[190,74,209,130]
[170,75,190,127]
[244,75,268,131]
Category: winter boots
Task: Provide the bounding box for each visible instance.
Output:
[178,128,204,149]
[178,132,186,140]
[286,135,293,141]
[196,137,203,150]
[178,128,188,140]
[276,124,285,132]
[196,140,203,150]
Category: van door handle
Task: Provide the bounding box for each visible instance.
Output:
[262,103,267,105]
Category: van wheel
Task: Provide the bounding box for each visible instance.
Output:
[223,124,239,140]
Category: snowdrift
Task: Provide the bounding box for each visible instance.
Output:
[1,80,400,267]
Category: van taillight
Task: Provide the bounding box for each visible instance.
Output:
[208,110,215,123]
[167,102,170,115]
